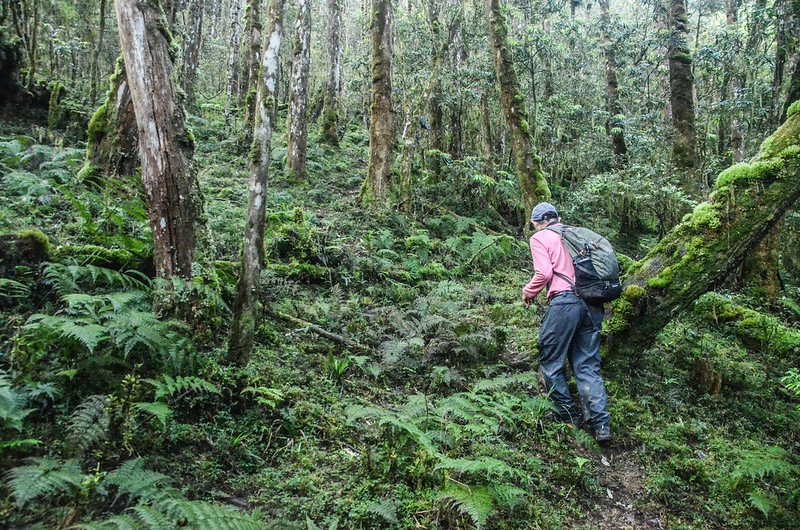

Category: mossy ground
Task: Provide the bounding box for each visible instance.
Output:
[2,104,799,528]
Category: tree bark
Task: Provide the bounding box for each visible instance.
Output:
[667,0,699,178]
[115,0,203,280]
[725,0,744,163]
[286,0,311,180]
[181,0,205,109]
[241,0,263,127]
[229,0,286,365]
[771,0,789,129]
[360,0,394,207]
[89,0,107,105]
[484,0,550,217]
[225,0,245,123]
[599,0,628,167]
[610,112,800,355]
[321,0,342,145]
[80,59,139,182]
[781,54,800,123]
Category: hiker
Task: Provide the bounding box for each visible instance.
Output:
[522,202,612,443]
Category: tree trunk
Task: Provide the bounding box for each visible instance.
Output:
[771,0,789,129]
[114,0,203,280]
[89,0,107,105]
[609,111,800,355]
[360,0,394,207]
[781,54,800,123]
[80,58,139,182]
[286,0,311,180]
[225,0,245,123]
[229,0,287,366]
[480,90,493,174]
[599,0,628,167]
[725,0,744,163]
[484,0,550,217]
[321,0,342,145]
[181,0,205,109]
[240,0,263,127]
[26,0,38,90]
[667,0,699,179]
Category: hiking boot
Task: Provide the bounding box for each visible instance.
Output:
[594,424,611,444]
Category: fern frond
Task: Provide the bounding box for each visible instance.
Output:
[104,459,178,505]
[490,484,526,509]
[0,381,33,431]
[0,278,30,300]
[145,375,220,401]
[6,457,84,507]
[732,446,797,481]
[133,402,173,427]
[365,498,399,525]
[747,489,773,517]
[68,394,109,455]
[73,513,145,529]
[437,484,494,529]
[435,456,525,480]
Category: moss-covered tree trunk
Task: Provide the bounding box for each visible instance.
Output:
[286,0,311,180]
[180,0,205,109]
[225,0,244,123]
[79,58,139,183]
[599,0,628,166]
[484,0,550,217]
[115,0,202,280]
[667,0,699,179]
[781,55,800,124]
[360,0,393,207]
[229,0,286,366]
[240,0,262,129]
[321,0,342,146]
[609,110,800,355]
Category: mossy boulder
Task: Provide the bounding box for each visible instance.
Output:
[0,229,53,276]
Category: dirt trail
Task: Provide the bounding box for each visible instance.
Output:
[572,444,664,530]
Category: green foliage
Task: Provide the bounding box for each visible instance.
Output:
[436,484,495,529]
[67,394,109,455]
[6,456,84,508]
[145,375,221,401]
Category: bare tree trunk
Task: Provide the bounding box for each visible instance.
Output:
[181,0,205,109]
[667,0,699,179]
[89,0,107,105]
[321,0,342,145]
[771,0,789,129]
[115,0,203,280]
[286,0,311,180]
[240,0,263,127]
[80,59,139,182]
[225,0,245,123]
[610,112,800,355]
[360,0,394,207]
[599,0,628,166]
[480,90,493,173]
[26,0,38,90]
[229,0,287,365]
[484,0,550,217]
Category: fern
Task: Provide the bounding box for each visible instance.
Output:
[133,402,173,427]
[68,394,109,455]
[365,498,399,525]
[747,489,774,517]
[6,457,84,507]
[105,459,179,504]
[145,375,220,401]
[0,278,30,300]
[732,446,797,481]
[437,484,494,529]
[44,263,148,296]
[0,378,34,431]
[435,456,525,480]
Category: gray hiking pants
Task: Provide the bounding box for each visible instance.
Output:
[537,292,610,430]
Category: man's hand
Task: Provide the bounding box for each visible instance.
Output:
[522,292,535,309]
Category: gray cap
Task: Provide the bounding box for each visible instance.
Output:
[530,202,559,223]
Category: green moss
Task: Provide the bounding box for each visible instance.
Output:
[268,262,329,283]
[715,158,783,189]
[55,244,139,268]
[87,103,109,141]
[623,284,646,303]
[690,203,721,231]
[786,100,800,120]
[47,82,65,130]
[17,228,52,255]
[519,119,530,136]
[76,162,103,184]
[647,266,673,289]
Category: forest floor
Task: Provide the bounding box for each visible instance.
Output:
[2,113,800,529]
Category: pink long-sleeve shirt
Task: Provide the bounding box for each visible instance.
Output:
[522,224,576,301]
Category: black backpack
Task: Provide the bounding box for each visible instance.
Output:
[547,225,622,304]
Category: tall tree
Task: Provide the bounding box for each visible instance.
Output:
[229,0,287,365]
[114,0,203,280]
[598,0,628,166]
[484,0,550,217]
[725,0,744,162]
[321,0,343,145]
[225,0,245,123]
[240,0,263,126]
[286,0,311,179]
[181,0,205,108]
[667,0,699,179]
[88,0,107,104]
[360,0,394,206]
